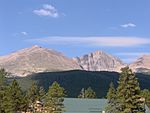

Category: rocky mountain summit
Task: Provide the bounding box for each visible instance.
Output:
[73,51,125,72]
[0,45,81,76]
[0,45,149,76]
[129,55,150,73]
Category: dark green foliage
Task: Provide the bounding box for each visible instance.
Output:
[106,82,116,99]
[15,70,120,98]
[13,70,150,98]
[38,86,46,101]
[27,81,38,112]
[44,81,66,113]
[2,87,13,113]
[85,87,97,98]
[0,68,8,86]
[78,88,85,98]
[106,82,117,113]
[141,89,150,108]
[9,80,24,112]
[116,67,143,113]
[78,87,97,98]
[1,79,27,113]
[0,69,9,113]
[20,95,30,112]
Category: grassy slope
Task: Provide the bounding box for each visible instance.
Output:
[12,70,150,98]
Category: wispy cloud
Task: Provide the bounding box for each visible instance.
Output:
[116,52,150,63]
[27,36,150,47]
[121,23,136,28]
[116,52,150,56]
[21,32,28,36]
[33,4,59,18]
[122,58,138,63]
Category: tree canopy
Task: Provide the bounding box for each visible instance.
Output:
[78,87,97,99]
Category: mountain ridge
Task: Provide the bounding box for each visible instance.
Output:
[129,55,150,73]
[73,50,126,72]
[0,45,81,76]
[13,70,150,98]
[0,45,149,76]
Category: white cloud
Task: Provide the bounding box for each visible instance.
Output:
[115,52,150,63]
[43,4,56,10]
[33,4,59,18]
[116,52,150,56]
[122,58,138,63]
[27,36,150,47]
[21,32,28,36]
[121,23,136,28]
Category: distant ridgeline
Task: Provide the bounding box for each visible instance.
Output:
[9,70,150,98]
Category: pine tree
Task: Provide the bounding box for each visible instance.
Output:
[38,86,46,101]
[1,86,14,113]
[0,68,8,86]
[0,69,9,113]
[106,82,117,113]
[9,79,24,112]
[116,67,143,113]
[27,81,38,112]
[78,87,97,99]
[44,81,66,113]
[84,87,97,98]
[21,94,30,113]
[1,80,25,113]
[78,88,85,98]
[141,89,150,108]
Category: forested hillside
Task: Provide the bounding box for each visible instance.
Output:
[11,70,150,98]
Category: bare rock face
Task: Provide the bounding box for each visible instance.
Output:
[1,45,148,77]
[0,45,81,77]
[73,51,125,72]
[130,55,150,73]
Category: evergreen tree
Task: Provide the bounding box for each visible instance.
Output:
[27,81,38,112]
[38,86,46,101]
[106,82,117,113]
[44,81,66,113]
[1,80,25,113]
[78,87,97,99]
[21,94,30,113]
[116,67,143,113]
[9,80,24,112]
[78,88,85,98]
[1,86,14,113]
[84,87,97,98]
[0,68,8,86]
[0,69,9,113]
[141,89,150,108]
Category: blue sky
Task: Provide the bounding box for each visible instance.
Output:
[0,0,150,63]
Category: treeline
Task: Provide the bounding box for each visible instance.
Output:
[0,69,97,113]
[15,70,150,98]
[106,67,150,113]
[1,67,150,113]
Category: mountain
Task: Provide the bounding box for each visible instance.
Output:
[0,45,81,76]
[73,51,125,72]
[11,70,150,98]
[0,45,149,77]
[130,55,150,74]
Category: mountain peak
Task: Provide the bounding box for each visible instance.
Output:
[142,54,150,58]
[130,54,150,72]
[31,45,42,49]
[0,46,81,76]
[91,50,104,55]
[73,51,125,72]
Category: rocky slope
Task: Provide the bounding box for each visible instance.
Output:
[73,51,125,72]
[0,45,81,76]
[0,45,149,76]
[130,55,150,73]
